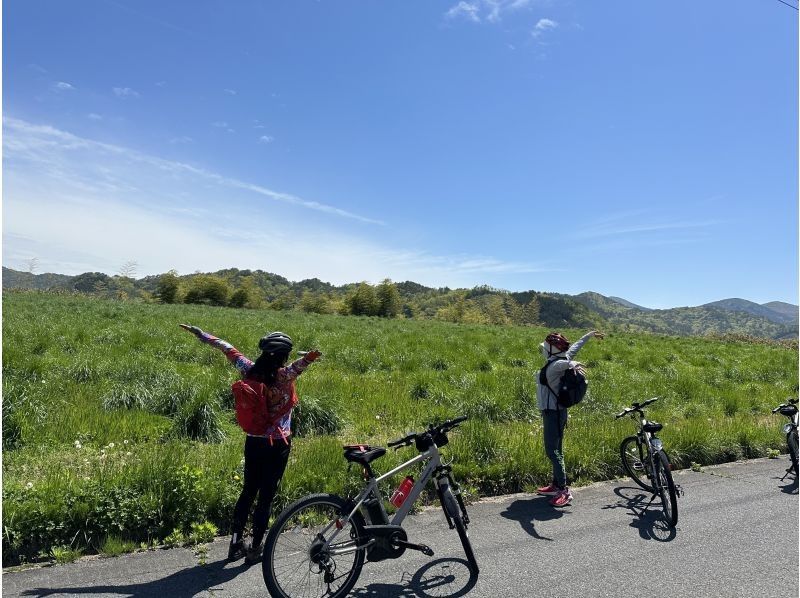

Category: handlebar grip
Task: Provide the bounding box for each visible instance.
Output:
[772,406,782,413]
[388,433,415,447]
[615,411,627,419]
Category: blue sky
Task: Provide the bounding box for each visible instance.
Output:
[3,0,797,308]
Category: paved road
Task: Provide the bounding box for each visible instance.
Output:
[3,458,798,598]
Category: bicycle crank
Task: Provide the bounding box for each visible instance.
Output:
[391,538,434,557]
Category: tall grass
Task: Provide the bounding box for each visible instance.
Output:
[2,291,797,563]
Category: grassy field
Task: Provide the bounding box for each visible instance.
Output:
[2,291,797,564]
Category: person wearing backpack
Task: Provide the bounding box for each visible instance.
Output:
[536,330,604,507]
[179,324,320,564]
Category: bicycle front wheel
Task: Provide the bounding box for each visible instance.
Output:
[620,436,654,492]
[262,493,366,598]
[440,482,478,574]
[787,429,799,474]
[655,451,679,528]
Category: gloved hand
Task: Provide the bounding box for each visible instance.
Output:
[178,324,204,337]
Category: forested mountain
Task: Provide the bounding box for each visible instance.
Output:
[2,267,797,340]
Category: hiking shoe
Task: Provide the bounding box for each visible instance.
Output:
[245,543,263,565]
[227,541,246,561]
[536,483,561,496]
[549,488,573,507]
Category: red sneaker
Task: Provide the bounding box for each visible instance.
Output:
[536,483,561,496]
[549,488,573,507]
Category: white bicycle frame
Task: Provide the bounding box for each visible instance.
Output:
[321,442,448,555]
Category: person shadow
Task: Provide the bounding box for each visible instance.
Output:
[350,558,478,598]
[499,496,568,541]
[602,485,677,542]
[777,471,798,494]
[20,557,250,597]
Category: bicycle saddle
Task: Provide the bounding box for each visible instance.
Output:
[343,445,387,465]
[643,421,663,433]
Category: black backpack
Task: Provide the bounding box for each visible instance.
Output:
[539,358,588,408]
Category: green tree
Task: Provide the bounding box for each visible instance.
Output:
[157,270,180,304]
[300,290,333,314]
[184,275,231,306]
[346,282,379,316]
[376,279,401,318]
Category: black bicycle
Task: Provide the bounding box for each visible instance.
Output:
[772,398,798,481]
[262,416,476,598]
[615,397,680,527]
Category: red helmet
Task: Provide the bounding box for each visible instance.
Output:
[545,332,570,353]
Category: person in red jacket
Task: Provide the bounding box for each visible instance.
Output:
[179,324,320,564]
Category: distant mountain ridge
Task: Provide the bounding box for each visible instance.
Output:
[2,267,797,340]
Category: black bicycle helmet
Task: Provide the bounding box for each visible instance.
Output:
[259,331,293,356]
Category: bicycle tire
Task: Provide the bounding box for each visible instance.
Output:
[620,435,654,492]
[787,429,799,474]
[440,483,479,574]
[655,451,679,528]
[262,493,366,598]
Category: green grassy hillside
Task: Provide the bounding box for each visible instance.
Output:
[2,291,797,564]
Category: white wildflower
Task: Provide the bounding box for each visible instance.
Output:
[108,442,115,449]
[123,440,129,445]
[126,452,132,456]
[26,482,33,489]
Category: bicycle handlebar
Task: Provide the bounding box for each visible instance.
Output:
[773,398,799,413]
[614,397,659,419]
[387,415,469,449]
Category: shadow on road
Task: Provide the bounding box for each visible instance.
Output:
[776,472,798,495]
[602,486,677,542]
[499,496,568,541]
[350,558,478,598]
[19,557,250,598]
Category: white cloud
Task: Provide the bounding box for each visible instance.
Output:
[446,1,481,23]
[53,81,75,91]
[223,88,237,95]
[258,135,274,144]
[87,113,103,120]
[113,87,140,98]
[2,116,547,286]
[532,18,558,37]
[169,136,194,144]
[212,121,228,128]
[446,0,534,24]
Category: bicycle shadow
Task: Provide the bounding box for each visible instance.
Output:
[350,558,478,598]
[19,557,250,597]
[602,486,677,542]
[499,496,568,541]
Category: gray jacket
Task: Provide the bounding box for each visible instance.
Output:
[536,331,594,411]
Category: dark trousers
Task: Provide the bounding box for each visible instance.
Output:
[232,435,291,547]
[541,409,568,488]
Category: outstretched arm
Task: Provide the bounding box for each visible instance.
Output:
[565,330,604,361]
[277,349,322,383]
[179,324,253,376]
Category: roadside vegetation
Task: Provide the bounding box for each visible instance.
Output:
[2,291,797,564]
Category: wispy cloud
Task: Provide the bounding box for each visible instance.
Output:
[3,116,384,225]
[53,81,75,91]
[3,116,547,286]
[223,88,237,95]
[446,1,481,23]
[445,0,534,24]
[169,136,193,144]
[113,87,140,98]
[258,135,274,144]
[87,113,103,120]
[532,18,558,38]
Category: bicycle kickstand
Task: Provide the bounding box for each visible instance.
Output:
[780,467,793,482]
[640,493,658,517]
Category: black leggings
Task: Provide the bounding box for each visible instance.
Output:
[232,435,291,547]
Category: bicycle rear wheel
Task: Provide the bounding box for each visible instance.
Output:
[655,451,679,528]
[440,481,478,574]
[620,436,654,492]
[262,493,366,598]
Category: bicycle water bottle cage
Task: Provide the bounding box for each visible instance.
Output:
[343,445,387,465]
[643,422,663,433]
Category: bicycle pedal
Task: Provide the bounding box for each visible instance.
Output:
[392,539,434,556]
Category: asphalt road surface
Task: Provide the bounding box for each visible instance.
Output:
[3,457,798,598]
